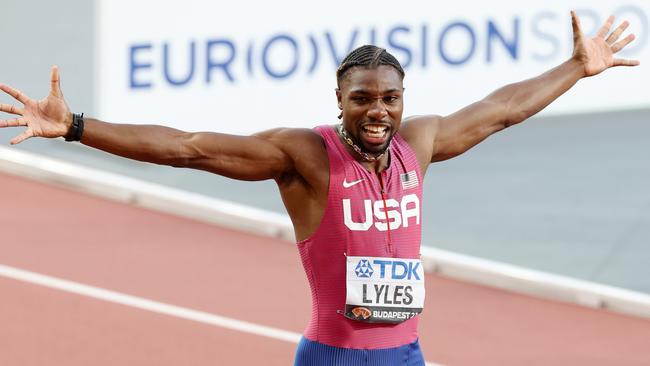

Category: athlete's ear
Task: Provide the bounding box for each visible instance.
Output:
[335,88,342,109]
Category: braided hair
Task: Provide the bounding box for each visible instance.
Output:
[336,45,405,88]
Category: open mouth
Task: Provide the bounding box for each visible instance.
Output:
[361,124,389,141]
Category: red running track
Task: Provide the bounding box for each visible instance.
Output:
[1,171,649,365]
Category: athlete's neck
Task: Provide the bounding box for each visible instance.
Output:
[336,124,391,173]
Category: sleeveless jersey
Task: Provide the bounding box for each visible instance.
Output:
[297,125,424,349]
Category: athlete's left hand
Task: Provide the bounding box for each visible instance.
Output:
[0,66,72,145]
[571,10,640,77]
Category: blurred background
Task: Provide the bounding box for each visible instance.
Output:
[1,0,649,294]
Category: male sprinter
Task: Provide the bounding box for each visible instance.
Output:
[0,12,639,365]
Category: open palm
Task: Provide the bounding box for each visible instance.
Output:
[0,66,71,145]
[571,11,640,77]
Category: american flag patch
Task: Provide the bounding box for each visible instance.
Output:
[400,170,419,190]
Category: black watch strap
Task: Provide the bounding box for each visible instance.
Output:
[65,113,85,142]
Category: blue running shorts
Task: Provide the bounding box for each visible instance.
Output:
[293,337,425,366]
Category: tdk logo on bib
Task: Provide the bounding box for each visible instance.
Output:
[346,256,425,324]
[354,259,374,278]
[355,259,421,280]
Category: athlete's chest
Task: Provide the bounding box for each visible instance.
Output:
[334,160,422,234]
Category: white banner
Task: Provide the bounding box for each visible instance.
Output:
[96,0,649,135]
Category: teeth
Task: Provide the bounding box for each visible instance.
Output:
[363,125,388,139]
[363,125,388,133]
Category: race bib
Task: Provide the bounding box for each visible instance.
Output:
[344,256,425,324]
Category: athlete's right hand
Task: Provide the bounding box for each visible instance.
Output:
[0,66,72,145]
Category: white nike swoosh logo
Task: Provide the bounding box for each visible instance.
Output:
[343,178,364,188]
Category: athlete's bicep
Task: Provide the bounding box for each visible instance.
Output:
[401,105,502,165]
[178,128,295,181]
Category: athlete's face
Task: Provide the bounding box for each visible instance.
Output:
[336,66,404,155]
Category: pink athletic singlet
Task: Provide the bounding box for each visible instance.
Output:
[297,125,424,349]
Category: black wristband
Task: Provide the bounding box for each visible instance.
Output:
[65,113,84,142]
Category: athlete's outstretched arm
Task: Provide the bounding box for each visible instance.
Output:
[0,67,295,181]
[404,11,640,164]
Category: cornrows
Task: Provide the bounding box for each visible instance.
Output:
[336,45,405,87]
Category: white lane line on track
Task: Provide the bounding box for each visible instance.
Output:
[0,263,300,342]
[0,264,443,366]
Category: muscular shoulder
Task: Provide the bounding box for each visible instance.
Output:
[253,127,325,158]
[254,127,328,185]
[398,115,441,171]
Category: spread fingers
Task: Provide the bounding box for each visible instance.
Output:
[0,83,30,104]
[0,103,24,116]
[0,117,28,128]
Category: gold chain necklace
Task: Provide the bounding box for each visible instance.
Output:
[337,124,387,162]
